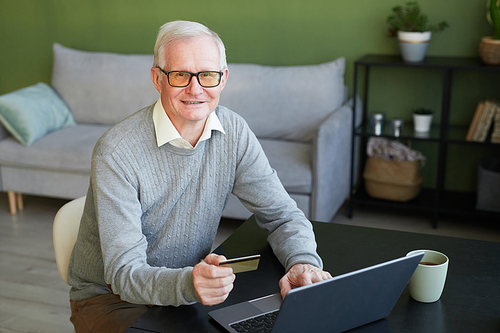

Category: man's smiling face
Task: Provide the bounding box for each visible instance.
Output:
[152,35,228,130]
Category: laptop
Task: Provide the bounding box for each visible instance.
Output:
[209,252,424,333]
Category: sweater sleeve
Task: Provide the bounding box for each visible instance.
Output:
[90,143,200,306]
[230,120,323,272]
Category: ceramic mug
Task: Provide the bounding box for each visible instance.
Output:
[406,250,449,303]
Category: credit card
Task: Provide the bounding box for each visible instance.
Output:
[219,254,261,273]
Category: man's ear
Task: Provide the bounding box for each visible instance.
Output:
[151,67,162,94]
[219,68,229,91]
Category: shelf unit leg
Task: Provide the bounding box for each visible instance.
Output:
[432,212,438,229]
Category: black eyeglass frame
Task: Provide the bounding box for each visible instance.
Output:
[157,67,224,88]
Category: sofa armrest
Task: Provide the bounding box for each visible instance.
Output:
[347,94,363,128]
[310,102,353,222]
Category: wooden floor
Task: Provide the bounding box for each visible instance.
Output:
[0,193,498,333]
[0,194,72,333]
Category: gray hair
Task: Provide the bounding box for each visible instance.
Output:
[153,20,227,70]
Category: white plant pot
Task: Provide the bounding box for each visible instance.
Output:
[398,31,431,62]
[413,113,433,132]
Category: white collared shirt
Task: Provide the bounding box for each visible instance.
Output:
[152,99,225,149]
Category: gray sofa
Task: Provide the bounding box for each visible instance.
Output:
[0,43,354,222]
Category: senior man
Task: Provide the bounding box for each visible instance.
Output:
[67,20,331,332]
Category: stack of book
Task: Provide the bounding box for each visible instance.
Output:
[466,101,500,143]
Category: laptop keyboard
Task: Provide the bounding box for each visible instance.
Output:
[230,310,279,333]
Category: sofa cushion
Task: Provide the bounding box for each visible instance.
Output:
[259,138,312,194]
[52,43,159,125]
[219,58,345,143]
[0,82,76,146]
[0,124,109,172]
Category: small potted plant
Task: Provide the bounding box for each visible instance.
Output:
[412,108,434,132]
[479,0,500,65]
[387,1,449,62]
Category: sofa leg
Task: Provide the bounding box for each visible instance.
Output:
[8,191,16,215]
[16,193,23,211]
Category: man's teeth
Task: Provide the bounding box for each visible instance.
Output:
[184,101,202,104]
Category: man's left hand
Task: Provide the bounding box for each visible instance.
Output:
[279,264,332,299]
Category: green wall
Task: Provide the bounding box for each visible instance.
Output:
[0,0,497,191]
[0,0,493,93]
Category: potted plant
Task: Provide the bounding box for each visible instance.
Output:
[412,108,434,132]
[387,1,449,62]
[479,0,500,65]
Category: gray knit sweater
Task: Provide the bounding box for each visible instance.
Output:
[67,104,322,306]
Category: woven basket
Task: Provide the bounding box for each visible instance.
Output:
[363,157,423,202]
[479,37,500,65]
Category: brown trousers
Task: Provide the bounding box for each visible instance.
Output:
[70,293,150,333]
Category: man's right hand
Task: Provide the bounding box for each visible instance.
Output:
[192,253,235,305]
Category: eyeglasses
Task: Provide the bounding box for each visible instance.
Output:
[157,67,223,88]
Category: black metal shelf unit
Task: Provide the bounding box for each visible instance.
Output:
[349,54,500,228]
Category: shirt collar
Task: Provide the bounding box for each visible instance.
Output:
[152,99,225,149]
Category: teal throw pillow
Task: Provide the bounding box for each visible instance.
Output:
[0,82,76,146]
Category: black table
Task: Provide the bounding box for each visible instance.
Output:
[127,216,500,332]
